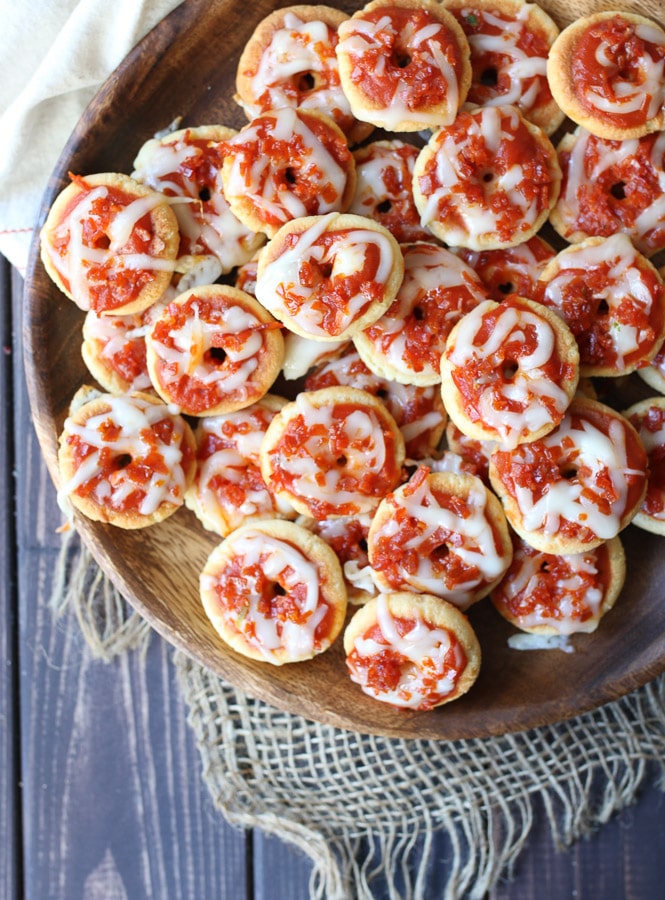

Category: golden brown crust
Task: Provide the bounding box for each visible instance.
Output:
[343,591,481,707]
[336,0,472,132]
[145,284,284,416]
[440,295,580,447]
[57,389,196,529]
[442,0,564,135]
[255,213,404,341]
[547,11,665,140]
[40,172,178,316]
[200,519,348,665]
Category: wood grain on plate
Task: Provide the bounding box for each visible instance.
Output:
[22,0,665,739]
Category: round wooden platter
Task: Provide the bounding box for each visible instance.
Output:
[23,0,665,739]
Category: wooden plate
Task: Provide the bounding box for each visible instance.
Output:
[23,0,665,739]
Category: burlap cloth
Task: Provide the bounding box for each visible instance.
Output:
[53,526,665,900]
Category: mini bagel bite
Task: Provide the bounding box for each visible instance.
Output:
[547,11,665,140]
[623,396,665,535]
[185,395,295,538]
[131,124,265,278]
[440,295,579,450]
[40,172,179,315]
[145,284,284,416]
[453,234,556,304]
[220,106,356,238]
[336,0,471,132]
[57,388,196,528]
[200,519,347,665]
[259,386,406,520]
[354,241,490,387]
[489,396,648,554]
[344,592,481,710]
[491,534,626,636]
[255,213,404,341]
[348,139,437,244]
[538,233,665,377]
[445,0,564,134]
[367,467,513,610]
[413,104,561,250]
[550,127,665,259]
[234,5,371,145]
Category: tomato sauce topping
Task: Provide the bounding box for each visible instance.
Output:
[626,403,665,517]
[54,175,169,312]
[571,16,665,129]
[342,6,464,110]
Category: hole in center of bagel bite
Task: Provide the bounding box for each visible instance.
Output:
[206,346,228,366]
[480,66,499,87]
[596,298,610,316]
[336,454,348,467]
[561,465,579,482]
[431,543,450,564]
[498,282,514,295]
[392,49,412,69]
[413,305,425,321]
[113,453,132,470]
[377,199,392,214]
[284,167,298,185]
[272,582,287,597]
[482,171,494,183]
[502,360,519,380]
[198,187,211,202]
[296,71,316,92]
[610,181,627,200]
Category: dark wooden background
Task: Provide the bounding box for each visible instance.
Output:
[3,253,665,897]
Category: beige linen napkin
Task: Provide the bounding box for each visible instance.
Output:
[0,0,183,273]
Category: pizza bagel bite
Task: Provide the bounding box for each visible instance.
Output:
[145,284,284,416]
[185,395,295,538]
[344,591,481,710]
[131,125,265,279]
[220,107,356,238]
[623,396,665,535]
[57,388,196,528]
[550,127,665,258]
[440,295,580,450]
[489,396,648,554]
[537,233,665,377]
[413,104,561,250]
[200,519,347,665]
[367,467,513,610]
[259,386,406,520]
[348,139,437,244]
[40,172,179,315]
[491,534,626,636]
[547,11,665,140]
[255,213,404,341]
[336,0,471,132]
[234,5,372,145]
[445,0,564,134]
[354,241,490,387]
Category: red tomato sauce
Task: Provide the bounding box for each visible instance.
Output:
[345,7,463,110]
[571,16,665,128]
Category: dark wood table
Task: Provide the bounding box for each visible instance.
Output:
[2,254,665,898]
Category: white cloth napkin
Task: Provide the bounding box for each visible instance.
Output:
[0,0,183,273]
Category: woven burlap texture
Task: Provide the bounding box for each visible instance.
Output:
[54,529,665,900]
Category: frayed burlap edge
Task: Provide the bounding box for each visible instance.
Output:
[174,650,665,900]
[51,530,665,900]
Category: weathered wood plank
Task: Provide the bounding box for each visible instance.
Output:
[0,257,20,900]
[14,270,249,900]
